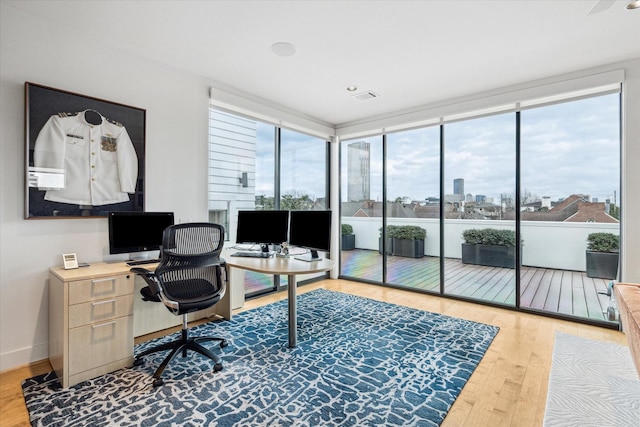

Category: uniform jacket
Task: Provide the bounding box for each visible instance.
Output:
[33,110,138,206]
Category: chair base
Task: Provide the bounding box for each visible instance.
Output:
[135,322,227,387]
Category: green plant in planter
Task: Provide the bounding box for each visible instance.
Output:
[378,225,426,258]
[585,232,619,280]
[586,232,619,253]
[380,225,426,240]
[341,224,353,235]
[462,228,516,247]
[461,228,518,268]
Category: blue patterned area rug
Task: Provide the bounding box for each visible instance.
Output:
[23,289,499,426]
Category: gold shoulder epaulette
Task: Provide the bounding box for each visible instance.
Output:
[106,118,123,127]
[57,111,78,118]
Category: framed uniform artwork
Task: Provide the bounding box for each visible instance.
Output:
[25,82,146,219]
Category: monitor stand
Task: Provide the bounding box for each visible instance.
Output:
[128,251,159,262]
[294,250,321,262]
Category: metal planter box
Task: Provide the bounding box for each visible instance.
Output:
[585,251,619,279]
[379,238,424,258]
[342,234,355,251]
[461,243,517,268]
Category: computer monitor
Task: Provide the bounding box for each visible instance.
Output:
[108,211,174,259]
[235,210,290,252]
[288,210,332,261]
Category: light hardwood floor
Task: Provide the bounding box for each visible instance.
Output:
[0,279,628,427]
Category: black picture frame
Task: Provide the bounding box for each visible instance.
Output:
[25,82,146,219]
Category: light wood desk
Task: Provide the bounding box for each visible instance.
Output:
[223,249,335,348]
[49,252,331,387]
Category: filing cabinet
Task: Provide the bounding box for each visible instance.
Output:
[49,263,134,388]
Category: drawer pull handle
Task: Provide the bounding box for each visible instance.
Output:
[91,299,116,306]
[92,320,116,329]
[92,277,116,284]
[91,277,117,295]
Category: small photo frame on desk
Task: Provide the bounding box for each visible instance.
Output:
[62,253,78,270]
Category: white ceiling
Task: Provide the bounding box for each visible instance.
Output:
[8,0,640,127]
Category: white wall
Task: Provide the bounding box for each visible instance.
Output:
[0,5,211,370]
[620,61,640,283]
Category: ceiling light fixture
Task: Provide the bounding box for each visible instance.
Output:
[626,0,640,9]
[346,86,357,92]
[271,42,296,57]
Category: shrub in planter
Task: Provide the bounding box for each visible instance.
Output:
[586,232,619,279]
[461,228,518,268]
[341,224,355,251]
[378,225,426,258]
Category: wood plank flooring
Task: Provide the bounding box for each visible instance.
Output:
[0,279,628,427]
[341,249,613,322]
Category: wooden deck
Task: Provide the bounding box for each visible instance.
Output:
[341,249,614,322]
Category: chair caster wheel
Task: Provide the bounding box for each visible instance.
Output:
[220,340,228,348]
[213,363,223,372]
[134,358,144,366]
[152,378,164,387]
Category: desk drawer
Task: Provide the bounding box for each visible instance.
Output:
[69,294,134,329]
[68,315,133,375]
[69,274,134,305]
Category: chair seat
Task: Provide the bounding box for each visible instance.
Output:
[142,278,222,314]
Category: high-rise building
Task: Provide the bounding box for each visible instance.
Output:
[454,178,464,198]
[347,141,370,202]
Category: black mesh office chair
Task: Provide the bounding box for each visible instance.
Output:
[130,222,228,387]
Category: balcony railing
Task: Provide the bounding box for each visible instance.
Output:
[341,217,618,323]
[343,217,619,272]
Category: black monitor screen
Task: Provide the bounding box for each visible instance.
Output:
[235,210,289,247]
[108,211,174,255]
[289,210,331,260]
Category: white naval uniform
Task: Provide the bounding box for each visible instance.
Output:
[33,111,138,206]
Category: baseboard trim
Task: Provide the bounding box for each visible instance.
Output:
[0,341,48,374]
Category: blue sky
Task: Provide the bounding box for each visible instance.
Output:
[255,92,620,206]
[349,93,620,204]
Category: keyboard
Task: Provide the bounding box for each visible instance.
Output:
[231,251,271,258]
[126,258,160,266]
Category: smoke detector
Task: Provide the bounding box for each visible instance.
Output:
[352,91,380,102]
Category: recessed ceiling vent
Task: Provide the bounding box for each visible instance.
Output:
[353,91,380,102]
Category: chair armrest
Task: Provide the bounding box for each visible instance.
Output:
[130,267,162,301]
[130,266,154,275]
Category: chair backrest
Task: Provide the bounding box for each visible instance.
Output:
[156,223,225,272]
[153,223,227,308]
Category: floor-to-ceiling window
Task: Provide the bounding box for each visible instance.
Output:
[520,93,620,322]
[338,87,621,326]
[280,128,330,279]
[443,113,516,305]
[209,110,329,299]
[340,136,384,282]
[385,127,441,291]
